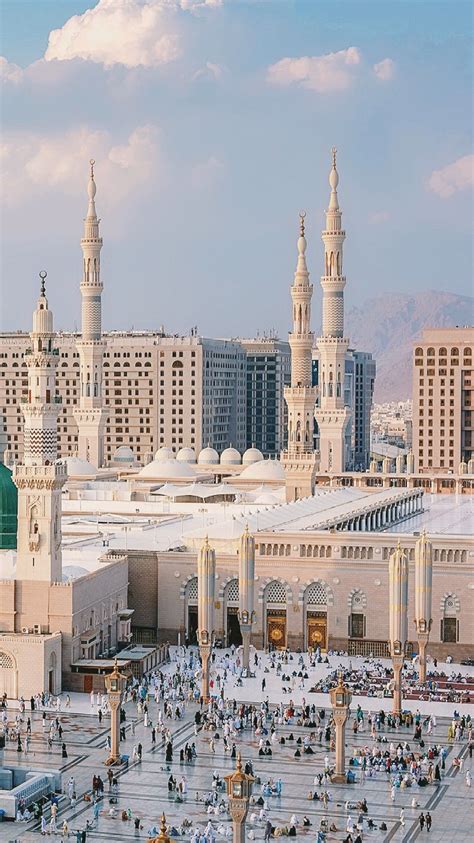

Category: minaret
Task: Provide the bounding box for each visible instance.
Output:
[73,160,107,467]
[13,273,66,583]
[315,148,352,472]
[281,213,318,501]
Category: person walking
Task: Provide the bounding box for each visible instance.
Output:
[465,770,472,788]
[426,812,432,832]
[264,820,273,841]
[400,809,405,827]
[418,813,425,831]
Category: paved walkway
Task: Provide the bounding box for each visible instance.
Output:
[1,649,472,842]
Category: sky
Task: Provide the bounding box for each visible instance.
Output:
[0,0,472,337]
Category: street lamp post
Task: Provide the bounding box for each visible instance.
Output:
[414,531,433,683]
[197,536,215,702]
[238,526,256,672]
[224,753,255,843]
[104,658,127,765]
[329,671,352,782]
[388,541,408,716]
[151,813,170,843]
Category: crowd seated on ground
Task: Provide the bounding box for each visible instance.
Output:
[310,659,473,704]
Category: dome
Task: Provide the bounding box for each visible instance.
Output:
[220,447,241,465]
[239,459,285,481]
[0,462,17,550]
[154,447,175,462]
[176,447,197,464]
[113,445,135,463]
[138,458,196,479]
[64,456,97,478]
[198,446,219,465]
[242,447,264,465]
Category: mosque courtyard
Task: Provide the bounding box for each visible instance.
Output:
[1,649,472,843]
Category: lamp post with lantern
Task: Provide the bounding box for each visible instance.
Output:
[150,813,170,843]
[389,541,409,716]
[224,753,255,843]
[238,526,256,672]
[104,658,127,765]
[197,536,215,702]
[329,671,352,782]
[414,531,433,683]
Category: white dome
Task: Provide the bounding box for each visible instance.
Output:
[154,447,175,462]
[64,456,96,477]
[198,446,219,465]
[220,447,241,465]
[176,447,197,464]
[242,447,264,465]
[138,458,196,479]
[113,445,134,463]
[239,459,285,481]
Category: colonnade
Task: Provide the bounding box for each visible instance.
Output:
[335,491,423,532]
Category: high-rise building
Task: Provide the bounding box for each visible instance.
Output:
[413,328,473,473]
[314,149,352,472]
[0,333,246,465]
[241,337,290,456]
[280,214,319,501]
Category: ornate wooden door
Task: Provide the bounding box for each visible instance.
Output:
[267,615,286,650]
[307,616,327,650]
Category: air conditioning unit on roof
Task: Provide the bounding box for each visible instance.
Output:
[21,626,30,634]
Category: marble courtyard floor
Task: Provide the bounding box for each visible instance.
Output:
[1,650,472,843]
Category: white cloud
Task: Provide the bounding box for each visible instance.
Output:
[0,56,23,82]
[266,47,361,93]
[369,210,390,224]
[191,155,224,188]
[43,0,223,69]
[0,125,162,206]
[192,61,225,81]
[373,58,395,81]
[428,154,474,199]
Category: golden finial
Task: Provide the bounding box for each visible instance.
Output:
[299,210,306,237]
[39,270,47,297]
[332,146,337,168]
[236,752,242,772]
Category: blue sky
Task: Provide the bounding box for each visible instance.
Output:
[1,0,472,336]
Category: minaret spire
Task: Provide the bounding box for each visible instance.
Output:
[315,148,352,472]
[13,274,66,582]
[281,214,318,501]
[73,160,107,468]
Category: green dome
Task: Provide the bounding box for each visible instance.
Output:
[0,462,18,550]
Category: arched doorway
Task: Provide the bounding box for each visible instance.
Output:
[224,579,242,647]
[265,581,287,650]
[48,651,58,694]
[185,577,198,644]
[304,582,328,651]
[0,651,17,699]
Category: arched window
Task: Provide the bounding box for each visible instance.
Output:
[305,582,327,607]
[172,360,183,369]
[349,590,366,638]
[450,347,459,356]
[225,579,239,604]
[0,652,14,669]
[186,577,198,604]
[265,581,287,604]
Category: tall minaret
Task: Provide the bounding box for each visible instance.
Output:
[281,213,318,501]
[13,273,66,583]
[73,160,107,467]
[315,148,351,472]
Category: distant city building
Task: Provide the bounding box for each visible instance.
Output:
[241,337,290,456]
[371,400,413,449]
[313,347,375,470]
[413,328,473,473]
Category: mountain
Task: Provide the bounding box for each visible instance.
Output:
[346,291,473,402]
